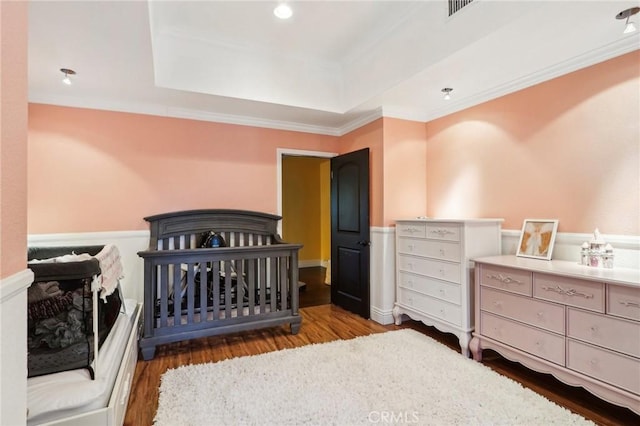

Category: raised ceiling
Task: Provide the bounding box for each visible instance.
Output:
[28,1,640,136]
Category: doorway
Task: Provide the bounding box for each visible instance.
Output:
[278,149,335,308]
[277,148,371,317]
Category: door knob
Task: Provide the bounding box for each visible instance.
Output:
[357,240,371,246]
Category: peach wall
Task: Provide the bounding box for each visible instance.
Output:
[382,117,427,225]
[28,105,340,233]
[0,1,28,278]
[426,51,640,234]
[338,118,384,226]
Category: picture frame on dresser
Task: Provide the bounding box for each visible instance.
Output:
[516,219,558,260]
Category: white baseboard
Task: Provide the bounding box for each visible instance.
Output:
[370,306,395,325]
[298,259,325,268]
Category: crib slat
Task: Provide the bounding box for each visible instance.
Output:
[212,261,220,322]
[259,258,266,314]
[236,260,245,317]
[198,263,207,323]
[270,257,277,311]
[186,263,195,324]
[160,264,169,327]
[247,259,255,315]
[224,261,232,319]
[279,257,287,310]
[173,263,181,324]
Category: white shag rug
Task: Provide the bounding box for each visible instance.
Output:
[154,329,594,426]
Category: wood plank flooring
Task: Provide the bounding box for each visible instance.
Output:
[124,268,639,426]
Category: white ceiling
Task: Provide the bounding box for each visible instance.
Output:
[28,1,640,136]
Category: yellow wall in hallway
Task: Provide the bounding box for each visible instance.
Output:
[319,160,330,262]
[282,156,329,263]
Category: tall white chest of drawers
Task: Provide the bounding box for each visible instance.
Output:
[393,219,503,357]
[470,256,640,415]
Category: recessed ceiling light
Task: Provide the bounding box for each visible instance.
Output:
[441,88,453,100]
[616,7,639,34]
[60,68,76,85]
[274,2,292,20]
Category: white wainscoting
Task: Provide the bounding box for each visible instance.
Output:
[501,230,640,269]
[28,231,150,303]
[0,268,34,426]
[25,228,639,327]
[369,226,640,326]
[370,227,396,325]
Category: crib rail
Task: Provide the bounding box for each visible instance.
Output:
[138,243,301,358]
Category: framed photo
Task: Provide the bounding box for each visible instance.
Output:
[517,219,559,260]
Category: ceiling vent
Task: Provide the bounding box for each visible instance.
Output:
[449,0,474,16]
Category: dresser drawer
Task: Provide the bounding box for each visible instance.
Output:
[534,274,604,313]
[480,287,565,334]
[424,223,460,242]
[480,311,565,365]
[567,339,640,395]
[396,222,426,238]
[398,272,461,305]
[397,288,462,326]
[567,308,640,358]
[479,264,532,296]
[607,285,640,321]
[397,237,461,262]
[397,255,461,284]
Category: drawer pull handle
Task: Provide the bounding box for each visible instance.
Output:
[619,300,640,308]
[405,227,421,234]
[590,358,599,366]
[407,263,413,270]
[408,244,414,251]
[590,325,598,333]
[536,311,544,318]
[541,285,593,299]
[487,274,523,285]
[430,229,455,237]
[406,280,413,287]
[439,249,445,256]
[493,301,502,308]
[439,269,445,275]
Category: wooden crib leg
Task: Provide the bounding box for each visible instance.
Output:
[140,345,156,361]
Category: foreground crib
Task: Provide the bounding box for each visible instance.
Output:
[138,209,302,360]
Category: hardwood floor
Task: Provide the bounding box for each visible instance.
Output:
[299,266,331,308]
[124,268,639,426]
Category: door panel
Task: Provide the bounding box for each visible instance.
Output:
[331,148,370,318]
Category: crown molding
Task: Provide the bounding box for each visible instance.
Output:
[29,36,639,137]
[405,35,640,123]
[166,107,341,136]
[336,108,384,136]
[28,95,342,136]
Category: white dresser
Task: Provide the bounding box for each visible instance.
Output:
[393,219,503,356]
[470,255,640,415]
